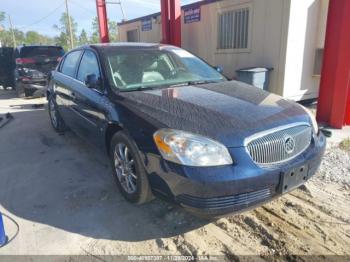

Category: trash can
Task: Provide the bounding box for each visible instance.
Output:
[236,67,273,91]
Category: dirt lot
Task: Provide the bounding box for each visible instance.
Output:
[0,88,349,259]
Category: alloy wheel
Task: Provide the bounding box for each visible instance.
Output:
[49,99,58,128]
[114,143,137,194]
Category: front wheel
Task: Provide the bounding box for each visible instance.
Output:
[110,132,153,204]
[48,96,66,133]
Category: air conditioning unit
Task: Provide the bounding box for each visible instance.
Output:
[313,48,324,76]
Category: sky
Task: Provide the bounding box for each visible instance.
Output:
[0,0,199,37]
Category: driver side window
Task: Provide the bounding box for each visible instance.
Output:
[77,50,101,85]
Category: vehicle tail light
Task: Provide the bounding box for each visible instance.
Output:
[16,58,35,64]
[21,77,31,82]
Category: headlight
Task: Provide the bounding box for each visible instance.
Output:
[153,129,233,167]
[301,105,319,134]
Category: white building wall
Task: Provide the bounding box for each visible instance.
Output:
[118,16,162,43]
[282,0,328,100]
[181,0,290,96]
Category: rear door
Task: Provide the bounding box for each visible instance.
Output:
[68,49,107,147]
[53,50,83,129]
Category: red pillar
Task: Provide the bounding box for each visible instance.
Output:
[316,0,350,128]
[346,94,350,125]
[169,0,181,47]
[160,0,181,47]
[96,0,110,43]
[160,0,170,44]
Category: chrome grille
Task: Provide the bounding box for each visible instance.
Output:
[246,124,312,166]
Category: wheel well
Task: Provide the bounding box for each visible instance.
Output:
[105,123,123,155]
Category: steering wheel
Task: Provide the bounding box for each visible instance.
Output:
[170,67,188,78]
[113,72,126,87]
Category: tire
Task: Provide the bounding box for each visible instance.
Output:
[24,88,34,97]
[15,82,25,98]
[110,131,152,204]
[48,96,66,133]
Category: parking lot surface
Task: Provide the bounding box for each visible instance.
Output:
[0,89,349,258]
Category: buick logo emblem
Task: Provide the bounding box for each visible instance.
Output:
[284,135,295,154]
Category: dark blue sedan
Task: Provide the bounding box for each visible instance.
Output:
[47,43,326,217]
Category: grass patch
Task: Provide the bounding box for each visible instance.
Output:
[339,138,350,152]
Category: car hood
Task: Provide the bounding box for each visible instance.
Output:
[118,81,310,147]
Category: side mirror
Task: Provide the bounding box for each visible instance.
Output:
[319,127,332,138]
[85,74,99,89]
[214,65,224,74]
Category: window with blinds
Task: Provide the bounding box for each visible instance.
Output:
[217,7,250,50]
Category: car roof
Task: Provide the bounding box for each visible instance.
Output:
[17,45,64,50]
[77,42,177,51]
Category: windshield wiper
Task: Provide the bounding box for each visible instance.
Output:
[119,85,167,92]
[119,80,223,92]
[119,86,154,92]
[171,80,223,87]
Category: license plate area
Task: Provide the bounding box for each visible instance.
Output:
[280,165,309,194]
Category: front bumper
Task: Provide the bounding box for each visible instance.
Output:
[145,133,326,218]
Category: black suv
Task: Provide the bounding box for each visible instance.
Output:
[14,45,64,97]
[0,47,15,89]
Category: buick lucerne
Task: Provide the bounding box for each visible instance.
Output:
[47,43,326,217]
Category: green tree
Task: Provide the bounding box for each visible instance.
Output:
[78,29,89,46]
[0,28,25,47]
[0,11,6,46]
[53,12,78,50]
[24,31,54,45]
[25,31,41,44]
[91,17,118,43]
[0,12,24,47]
[0,11,54,47]
[0,11,5,27]
[54,32,68,49]
[13,29,25,45]
[108,20,119,42]
[0,31,12,46]
[90,17,100,43]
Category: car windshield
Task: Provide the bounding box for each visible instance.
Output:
[103,47,226,91]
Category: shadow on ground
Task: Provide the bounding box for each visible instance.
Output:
[0,89,17,100]
[0,97,208,242]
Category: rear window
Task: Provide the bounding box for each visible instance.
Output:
[19,47,64,58]
[60,50,82,78]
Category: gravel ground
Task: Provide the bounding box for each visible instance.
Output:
[317,146,350,186]
[0,89,349,259]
